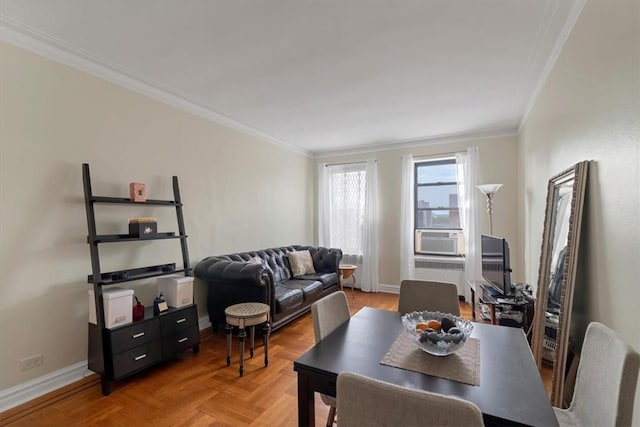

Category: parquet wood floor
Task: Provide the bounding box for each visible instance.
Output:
[1,291,516,427]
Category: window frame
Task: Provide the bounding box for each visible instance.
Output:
[414,157,463,256]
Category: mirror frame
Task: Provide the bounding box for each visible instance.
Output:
[532,160,588,408]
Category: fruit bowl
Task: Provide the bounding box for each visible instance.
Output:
[401,311,473,356]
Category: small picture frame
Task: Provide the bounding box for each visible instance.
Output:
[129,182,146,202]
[157,301,169,313]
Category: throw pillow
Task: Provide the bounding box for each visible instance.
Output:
[288,250,316,277]
[247,256,262,265]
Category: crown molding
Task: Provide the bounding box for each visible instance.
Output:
[0,16,311,158]
[312,127,518,159]
[508,0,560,118]
[1,2,584,160]
[518,0,586,132]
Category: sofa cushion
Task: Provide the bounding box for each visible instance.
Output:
[274,286,304,314]
[298,272,339,290]
[288,250,316,277]
[278,279,323,302]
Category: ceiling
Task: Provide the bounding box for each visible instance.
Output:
[0,1,582,156]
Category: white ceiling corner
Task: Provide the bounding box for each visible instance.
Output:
[0,1,582,157]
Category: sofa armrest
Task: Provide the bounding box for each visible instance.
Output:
[194,256,275,331]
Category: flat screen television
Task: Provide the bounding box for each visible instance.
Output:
[481,234,513,297]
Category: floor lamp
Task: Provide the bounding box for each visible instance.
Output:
[477,184,503,236]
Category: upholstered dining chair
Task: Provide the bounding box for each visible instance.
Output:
[554,322,640,427]
[397,279,460,316]
[337,371,484,426]
[311,291,351,427]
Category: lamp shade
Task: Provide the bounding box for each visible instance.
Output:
[476,184,503,196]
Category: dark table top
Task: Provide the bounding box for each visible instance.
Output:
[294,307,557,427]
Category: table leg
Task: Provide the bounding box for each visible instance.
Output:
[350,273,356,297]
[238,327,246,377]
[263,322,271,367]
[250,326,255,358]
[297,371,314,427]
[100,378,111,396]
[470,287,476,321]
[225,323,233,367]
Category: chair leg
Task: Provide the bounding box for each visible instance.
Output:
[326,406,336,427]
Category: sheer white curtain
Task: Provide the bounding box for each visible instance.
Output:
[400,155,415,281]
[456,147,481,301]
[361,160,379,292]
[318,161,379,292]
[318,163,330,246]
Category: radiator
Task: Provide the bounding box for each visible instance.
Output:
[413,258,465,297]
[414,260,464,270]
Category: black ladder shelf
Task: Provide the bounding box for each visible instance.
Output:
[82,163,199,396]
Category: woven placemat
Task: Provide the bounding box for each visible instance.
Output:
[380,331,480,386]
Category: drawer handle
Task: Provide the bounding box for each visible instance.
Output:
[134,354,147,361]
[176,318,187,324]
[178,337,188,343]
[132,332,145,339]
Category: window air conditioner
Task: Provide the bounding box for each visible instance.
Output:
[415,230,464,256]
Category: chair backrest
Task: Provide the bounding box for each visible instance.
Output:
[311,291,350,343]
[568,322,640,427]
[397,280,460,315]
[337,372,484,427]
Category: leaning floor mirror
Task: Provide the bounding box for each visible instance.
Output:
[531,160,588,408]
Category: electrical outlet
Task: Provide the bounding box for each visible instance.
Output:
[20,353,44,371]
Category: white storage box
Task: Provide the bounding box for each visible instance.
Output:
[88,287,134,329]
[156,275,194,308]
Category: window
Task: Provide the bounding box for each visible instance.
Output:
[414,158,464,255]
[325,163,367,256]
[319,160,379,292]
[415,158,460,229]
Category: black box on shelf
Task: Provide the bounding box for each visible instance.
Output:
[128,217,157,238]
[161,264,176,272]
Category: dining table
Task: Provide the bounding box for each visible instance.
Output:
[293,307,558,427]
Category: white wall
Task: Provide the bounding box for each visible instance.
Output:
[0,42,314,390]
[315,134,520,288]
[518,0,639,422]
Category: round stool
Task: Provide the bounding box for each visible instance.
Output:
[224,302,271,377]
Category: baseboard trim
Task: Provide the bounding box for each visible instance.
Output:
[198,315,211,332]
[0,372,99,425]
[378,283,400,294]
[0,319,214,421]
[0,360,93,417]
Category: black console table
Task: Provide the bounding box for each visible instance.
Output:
[466,280,535,340]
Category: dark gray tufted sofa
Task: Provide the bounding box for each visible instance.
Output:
[194,245,343,332]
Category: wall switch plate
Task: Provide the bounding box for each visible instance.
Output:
[20,353,44,371]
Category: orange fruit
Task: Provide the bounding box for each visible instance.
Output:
[425,319,442,332]
[415,323,430,332]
